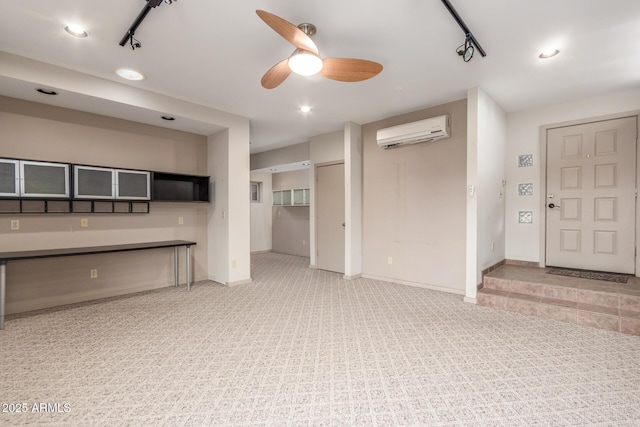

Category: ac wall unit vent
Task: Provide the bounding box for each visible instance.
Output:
[376,115,450,149]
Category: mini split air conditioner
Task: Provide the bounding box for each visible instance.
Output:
[376,115,450,149]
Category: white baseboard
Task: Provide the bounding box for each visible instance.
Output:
[463,297,477,304]
[7,282,169,315]
[343,274,362,280]
[361,274,465,296]
[226,278,252,287]
[7,275,209,315]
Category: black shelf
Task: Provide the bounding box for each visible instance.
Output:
[0,199,149,214]
[152,172,209,202]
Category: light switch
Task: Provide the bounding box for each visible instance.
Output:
[10,219,19,231]
[80,218,89,228]
[467,184,475,197]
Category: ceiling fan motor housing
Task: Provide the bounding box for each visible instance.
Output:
[297,23,317,37]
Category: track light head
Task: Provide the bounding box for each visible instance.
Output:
[456,36,474,62]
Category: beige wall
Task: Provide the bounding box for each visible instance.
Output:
[0,96,209,314]
[250,142,310,171]
[362,99,467,293]
[272,169,310,257]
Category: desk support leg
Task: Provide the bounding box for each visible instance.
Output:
[186,245,191,292]
[174,247,179,287]
[0,261,6,330]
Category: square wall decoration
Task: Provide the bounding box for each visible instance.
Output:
[518,183,534,196]
[518,211,533,223]
[518,154,534,167]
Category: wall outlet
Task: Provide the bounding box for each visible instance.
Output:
[10,219,19,231]
[387,256,393,265]
[231,260,236,268]
[90,269,98,279]
[222,211,225,219]
[178,217,184,225]
[491,242,495,251]
[80,218,88,228]
[303,240,306,246]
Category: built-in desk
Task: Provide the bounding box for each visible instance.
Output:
[0,240,196,330]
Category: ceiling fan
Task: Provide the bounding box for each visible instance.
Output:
[256,10,383,89]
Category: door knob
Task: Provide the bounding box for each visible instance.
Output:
[548,203,560,209]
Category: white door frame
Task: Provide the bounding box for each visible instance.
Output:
[538,112,640,275]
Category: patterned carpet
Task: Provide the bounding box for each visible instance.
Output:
[1,252,640,426]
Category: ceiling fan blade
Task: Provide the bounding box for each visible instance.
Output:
[318,58,383,82]
[261,58,292,89]
[256,10,318,55]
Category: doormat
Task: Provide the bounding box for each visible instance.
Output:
[547,268,629,283]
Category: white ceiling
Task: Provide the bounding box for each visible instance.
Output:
[0,1,639,153]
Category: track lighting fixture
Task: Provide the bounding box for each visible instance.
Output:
[119,0,177,49]
[440,0,486,62]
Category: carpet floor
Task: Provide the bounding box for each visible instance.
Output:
[1,252,640,426]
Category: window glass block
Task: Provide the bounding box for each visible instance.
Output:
[518,154,534,167]
[518,183,533,196]
[518,211,533,223]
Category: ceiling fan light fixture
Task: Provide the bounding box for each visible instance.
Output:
[288,50,323,76]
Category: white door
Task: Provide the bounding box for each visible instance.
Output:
[546,116,637,274]
[316,163,345,273]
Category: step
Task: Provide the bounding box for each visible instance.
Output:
[478,266,640,336]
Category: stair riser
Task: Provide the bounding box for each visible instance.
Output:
[477,293,640,336]
[484,278,640,313]
[620,294,640,313]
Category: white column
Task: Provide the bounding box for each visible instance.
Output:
[344,122,363,279]
[207,119,252,286]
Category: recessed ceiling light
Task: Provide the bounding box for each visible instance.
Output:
[64,24,88,38]
[36,88,58,96]
[539,49,560,59]
[300,106,312,113]
[161,116,175,121]
[115,68,145,81]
